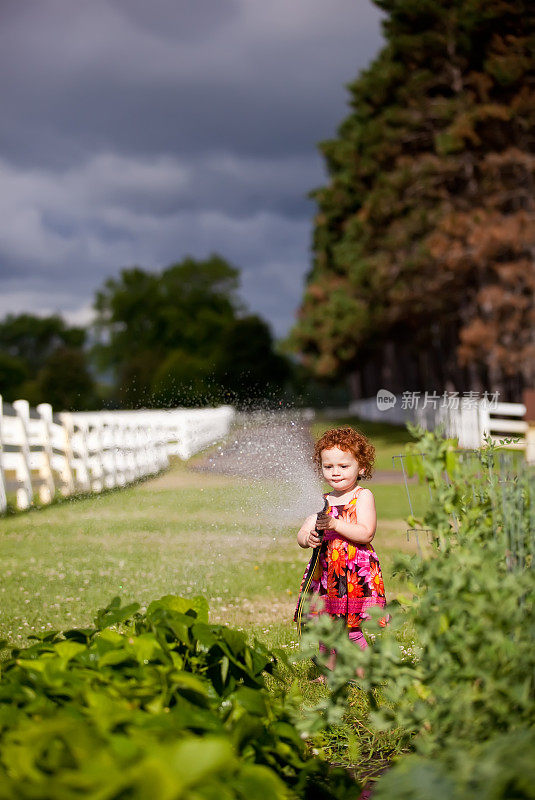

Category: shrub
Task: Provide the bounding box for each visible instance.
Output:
[0,595,357,799]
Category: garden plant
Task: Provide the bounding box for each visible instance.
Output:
[301,427,535,799]
[0,594,357,799]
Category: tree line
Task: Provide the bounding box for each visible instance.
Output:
[4,0,532,409]
[0,256,309,411]
[288,0,535,402]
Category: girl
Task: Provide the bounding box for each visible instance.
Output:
[294,427,388,672]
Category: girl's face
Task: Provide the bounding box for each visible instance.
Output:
[320,446,362,492]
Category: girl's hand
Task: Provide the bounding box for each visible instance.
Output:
[306,529,323,548]
[315,511,338,533]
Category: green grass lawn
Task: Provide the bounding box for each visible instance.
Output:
[0,413,424,654]
[0,415,501,788]
[0,456,419,650]
[0,451,418,785]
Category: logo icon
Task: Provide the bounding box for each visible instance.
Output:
[376,389,396,411]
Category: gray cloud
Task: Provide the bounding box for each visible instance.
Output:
[0,0,383,336]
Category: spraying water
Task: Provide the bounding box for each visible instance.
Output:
[197,410,324,528]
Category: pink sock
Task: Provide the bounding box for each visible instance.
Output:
[318,642,336,655]
[348,629,368,650]
[318,628,368,654]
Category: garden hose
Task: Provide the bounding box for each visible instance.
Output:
[296,496,329,637]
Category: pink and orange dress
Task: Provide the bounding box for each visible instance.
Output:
[294,486,388,639]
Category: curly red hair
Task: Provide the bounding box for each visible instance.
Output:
[313,427,375,480]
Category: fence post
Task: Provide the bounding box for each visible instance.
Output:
[29,402,56,503]
[112,413,128,486]
[99,413,118,489]
[523,389,535,465]
[86,416,105,492]
[38,403,75,497]
[12,399,34,509]
[478,397,491,443]
[0,396,8,513]
[61,413,91,493]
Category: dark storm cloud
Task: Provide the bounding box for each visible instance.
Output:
[0,0,383,334]
[112,0,242,42]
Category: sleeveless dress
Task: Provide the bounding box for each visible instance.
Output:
[294,486,388,632]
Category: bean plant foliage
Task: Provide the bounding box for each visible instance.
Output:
[0,595,356,799]
[300,428,535,799]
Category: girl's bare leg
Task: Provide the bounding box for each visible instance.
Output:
[313,644,337,682]
[348,628,367,679]
[325,653,337,671]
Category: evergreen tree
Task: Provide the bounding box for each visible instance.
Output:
[290,0,535,400]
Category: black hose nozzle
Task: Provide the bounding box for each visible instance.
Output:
[315,496,329,541]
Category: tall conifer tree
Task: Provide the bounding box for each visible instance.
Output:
[291,0,535,399]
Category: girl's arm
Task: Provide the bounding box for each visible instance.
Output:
[316,489,377,545]
[297,514,319,548]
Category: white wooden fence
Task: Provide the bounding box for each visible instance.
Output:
[349,394,534,463]
[0,396,235,512]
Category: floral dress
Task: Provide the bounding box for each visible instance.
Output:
[294,486,388,632]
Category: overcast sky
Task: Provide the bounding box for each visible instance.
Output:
[0,0,383,337]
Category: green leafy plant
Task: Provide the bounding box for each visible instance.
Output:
[0,595,358,799]
[299,428,534,799]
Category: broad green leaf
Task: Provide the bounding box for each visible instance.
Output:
[222,628,245,654]
[234,686,267,716]
[166,736,235,785]
[233,764,288,800]
[96,629,124,646]
[53,641,86,661]
[147,595,208,623]
[220,656,229,685]
[95,598,140,630]
[192,623,218,648]
[171,671,209,697]
[99,649,134,667]
[126,633,161,664]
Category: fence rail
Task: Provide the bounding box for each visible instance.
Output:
[0,397,235,513]
[349,395,534,463]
